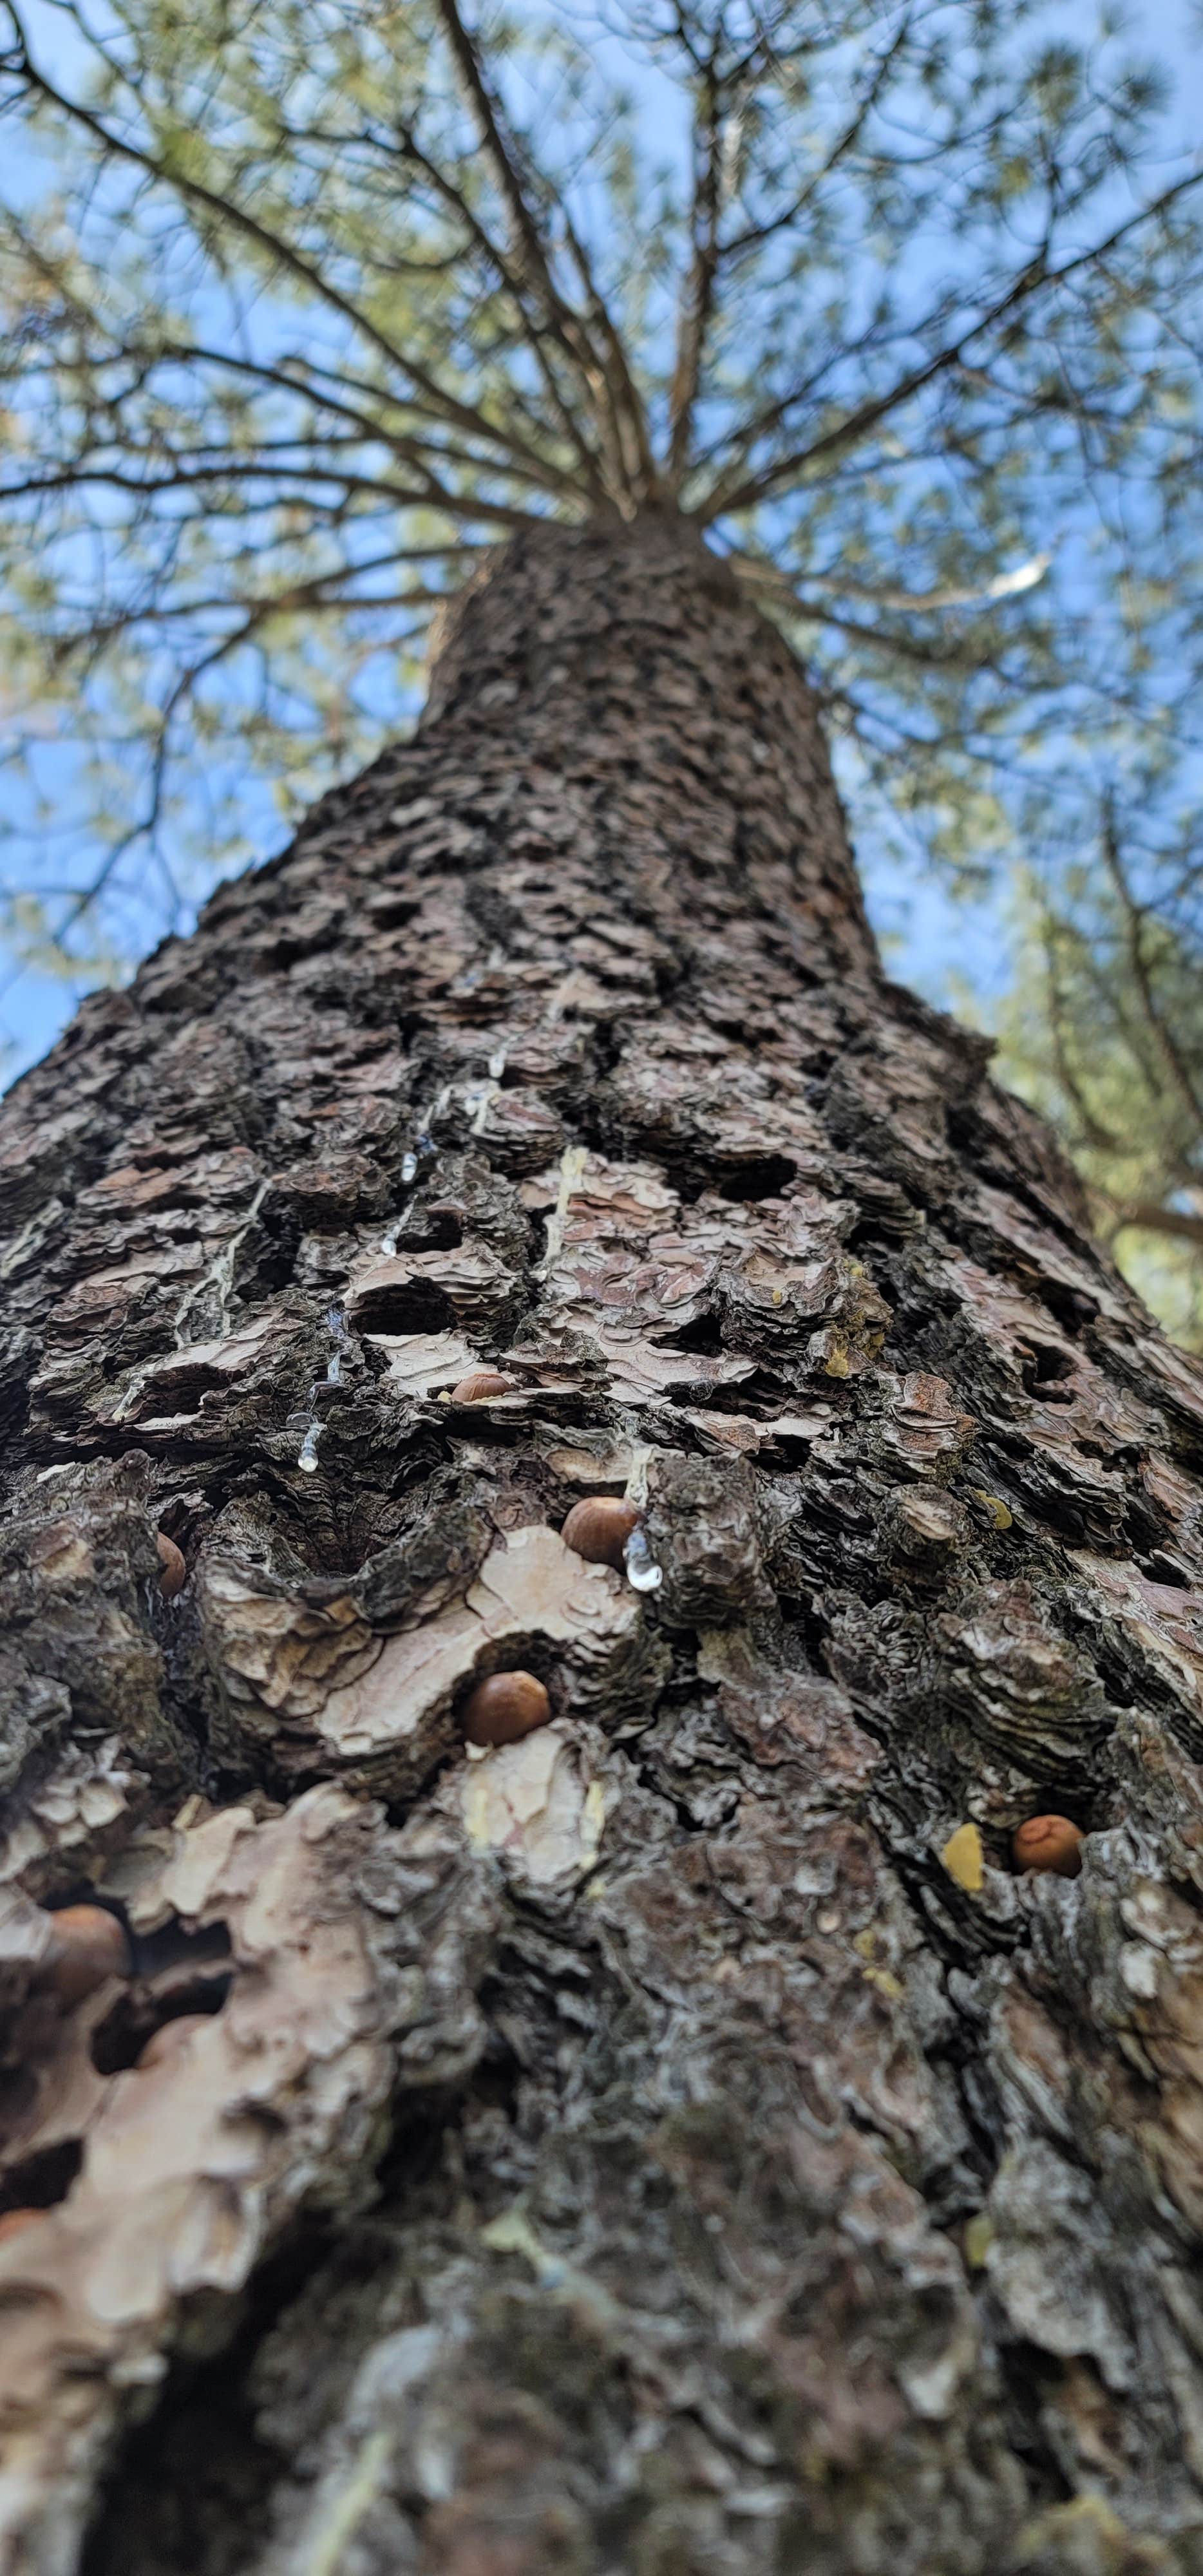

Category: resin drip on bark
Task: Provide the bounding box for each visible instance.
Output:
[2,514,1203,2576]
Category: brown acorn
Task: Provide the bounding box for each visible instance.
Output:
[0,2208,41,2246]
[156,1530,187,1597]
[462,1669,551,1748]
[38,1904,131,2007]
[1012,1815,1084,1879]
[561,1497,640,1571]
[137,2013,216,2069]
[450,1368,514,1404]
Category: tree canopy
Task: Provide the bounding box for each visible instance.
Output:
[1,0,1200,1325]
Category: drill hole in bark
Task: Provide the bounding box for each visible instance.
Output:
[1019,1343,1075,1401]
[400,1200,464,1251]
[466,2016,523,2119]
[668,1368,779,1412]
[1136,1551,1192,1591]
[252,1209,301,1294]
[79,2226,323,2576]
[133,1918,233,1982]
[0,2139,83,2221]
[350,1278,456,1336]
[662,1309,725,1355]
[762,1432,824,1472]
[365,891,421,929]
[0,2068,38,2133]
[90,1975,233,2076]
[117,1357,232,1417]
[1036,1277,1099,1335]
[715,1155,797,1202]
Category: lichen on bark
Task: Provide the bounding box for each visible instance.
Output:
[3,516,1203,2573]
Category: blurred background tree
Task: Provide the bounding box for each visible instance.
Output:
[1,0,1200,1329]
[989,794,1203,1345]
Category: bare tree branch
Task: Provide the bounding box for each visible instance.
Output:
[432,0,621,491]
[667,42,725,488]
[1107,1198,1203,1249]
[0,0,574,489]
[1101,794,1203,1132]
[556,200,659,503]
[384,118,611,506]
[696,167,1203,522]
[0,458,549,533]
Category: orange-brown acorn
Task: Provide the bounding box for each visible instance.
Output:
[156,1530,187,1597]
[462,1669,551,1748]
[0,2208,41,2246]
[450,1368,514,1404]
[137,2013,215,2069]
[1012,1815,1084,1879]
[561,1497,640,1570]
[38,1904,131,2007]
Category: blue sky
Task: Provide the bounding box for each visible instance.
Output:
[1,0,1199,1091]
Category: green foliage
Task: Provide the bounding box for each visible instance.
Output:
[992,802,1203,1345]
[0,0,1200,1330]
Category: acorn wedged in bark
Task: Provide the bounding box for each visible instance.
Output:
[462,1670,551,1746]
[156,1530,187,1596]
[450,1368,514,1404]
[1012,1815,1084,1878]
[0,2210,41,2246]
[37,1904,131,2007]
[561,1497,641,1569]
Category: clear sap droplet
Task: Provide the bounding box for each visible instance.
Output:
[627,1557,663,1593]
[298,1425,322,1474]
[401,1151,417,1184]
[326,1352,341,1385]
[380,1229,399,1257]
[417,1133,433,1155]
[488,1048,507,1081]
[623,1526,663,1593]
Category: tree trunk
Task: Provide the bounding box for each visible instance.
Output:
[5,513,1203,2576]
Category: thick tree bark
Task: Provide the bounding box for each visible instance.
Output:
[4,513,1203,2576]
